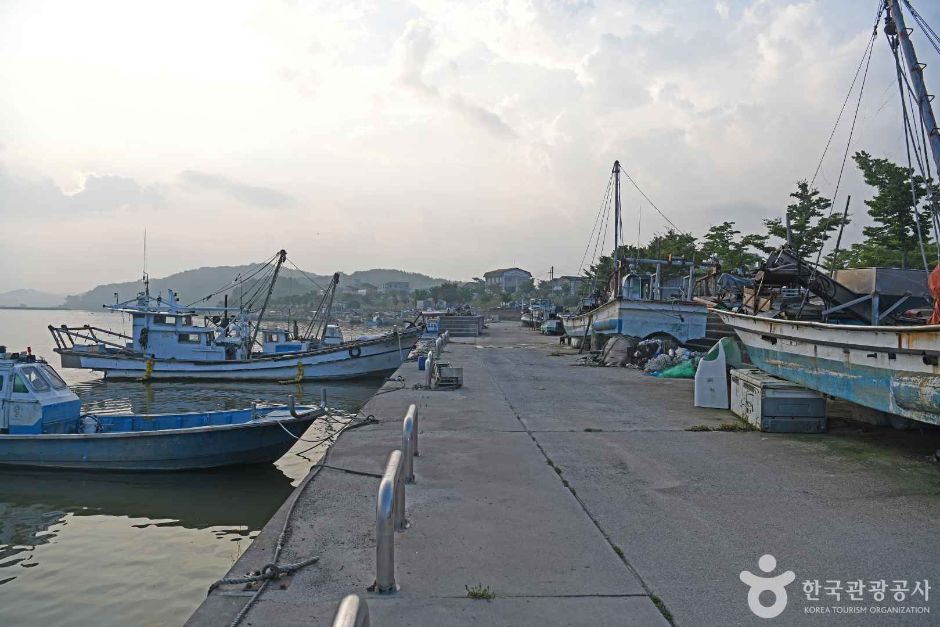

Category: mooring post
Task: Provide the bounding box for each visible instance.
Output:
[375,449,403,593]
[320,387,328,408]
[425,352,434,388]
[407,403,418,457]
[331,594,370,627]
[402,410,415,483]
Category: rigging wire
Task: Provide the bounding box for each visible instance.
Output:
[809,4,886,189]
[285,258,327,292]
[903,1,940,58]
[798,7,880,319]
[618,167,683,234]
[891,29,932,271]
[576,171,615,278]
[185,252,280,307]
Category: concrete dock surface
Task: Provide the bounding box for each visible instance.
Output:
[189,322,940,626]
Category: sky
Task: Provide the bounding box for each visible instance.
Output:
[2,0,940,294]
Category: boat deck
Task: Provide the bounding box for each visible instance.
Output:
[188,323,940,626]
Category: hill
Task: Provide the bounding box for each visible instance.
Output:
[0,288,65,308]
[63,265,450,310]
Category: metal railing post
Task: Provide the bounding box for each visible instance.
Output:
[407,403,418,457]
[425,352,435,388]
[331,594,370,627]
[402,410,415,483]
[375,449,403,593]
[320,387,328,408]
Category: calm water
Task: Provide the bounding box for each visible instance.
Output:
[0,309,383,626]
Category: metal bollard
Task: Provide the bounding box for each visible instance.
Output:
[425,352,435,388]
[375,449,403,593]
[402,410,415,483]
[331,594,370,627]
[407,403,418,457]
[320,387,328,408]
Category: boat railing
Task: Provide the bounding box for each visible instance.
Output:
[48,324,133,352]
[331,594,370,627]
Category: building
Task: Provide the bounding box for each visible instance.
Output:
[544,275,583,297]
[382,281,410,293]
[483,268,532,293]
[354,282,378,296]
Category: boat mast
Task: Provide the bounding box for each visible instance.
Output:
[319,273,340,342]
[612,160,622,298]
[888,0,940,175]
[248,249,287,354]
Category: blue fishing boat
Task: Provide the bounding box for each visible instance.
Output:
[0,347,324,470]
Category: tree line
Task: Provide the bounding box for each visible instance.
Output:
[582,150,938,291]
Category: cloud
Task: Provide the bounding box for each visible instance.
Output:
[394,18,518,139]
[178,170,294,208]
[0,169,162,216]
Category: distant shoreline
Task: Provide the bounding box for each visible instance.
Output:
[0,305,72,311]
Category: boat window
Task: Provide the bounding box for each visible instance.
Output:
[178,333,202,344]
[183,315,193,326]
[40,364,68,390]
[20,366,49,392]
[266,332,280,343]
[155,315,177,325]
[12,373,28,394]
[0,375,4,391]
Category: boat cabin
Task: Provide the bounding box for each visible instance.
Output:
[0,348,81,434]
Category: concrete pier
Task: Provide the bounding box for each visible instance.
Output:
[188,323,940,626]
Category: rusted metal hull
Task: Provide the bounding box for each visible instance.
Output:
[716,310,940,426]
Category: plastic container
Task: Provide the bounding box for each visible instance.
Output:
[418,355,427,371]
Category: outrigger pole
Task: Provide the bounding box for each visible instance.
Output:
[249,249,287,355]
[612,160,622,298]
[888,0,940,175]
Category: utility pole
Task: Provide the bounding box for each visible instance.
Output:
[612,160,622,297]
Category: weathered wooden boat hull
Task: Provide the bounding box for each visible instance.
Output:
[0,412,320,471]
[56,327,422,381]
[715,310,940,426]
[562,299,708,344]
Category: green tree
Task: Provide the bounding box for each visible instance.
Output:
[700,221,765,270]
[763,181,846,258]
[850,151,933,269]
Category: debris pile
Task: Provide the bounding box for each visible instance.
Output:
[575,335,702,378]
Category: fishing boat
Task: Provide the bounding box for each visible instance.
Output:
[717,1,940,426]
[561,161,708,346]
[50,251,423,381]
[0,348,324,470]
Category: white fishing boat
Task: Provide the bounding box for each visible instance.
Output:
[717,1,940,426]
[561,161,708,346]
[714,311,940,426]
[50,251,422,381]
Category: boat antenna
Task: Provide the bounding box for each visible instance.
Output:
[248,249,287,355]
[612,160,622,298]
[143,228,150,300]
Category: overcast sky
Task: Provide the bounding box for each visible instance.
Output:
[2,0,940,294]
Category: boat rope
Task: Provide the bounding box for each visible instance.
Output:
[186,251,281,307]
[312,463,383,479]
[797,8,880,319]
[887,20,940,260]
[891,27,932,272]
[207,556,321,593]
[212,411,379,627]
[284,257,327,292]
[903,1,940,59]
[577,170,615,279]
[808,2,885,190]
[618,166,682,234]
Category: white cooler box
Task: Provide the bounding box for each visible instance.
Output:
[730,368,826,433]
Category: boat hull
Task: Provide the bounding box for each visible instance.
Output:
[715,310,940,426]
[0,412,321,471]
[562,299,708,344]
[57,327,422,381]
